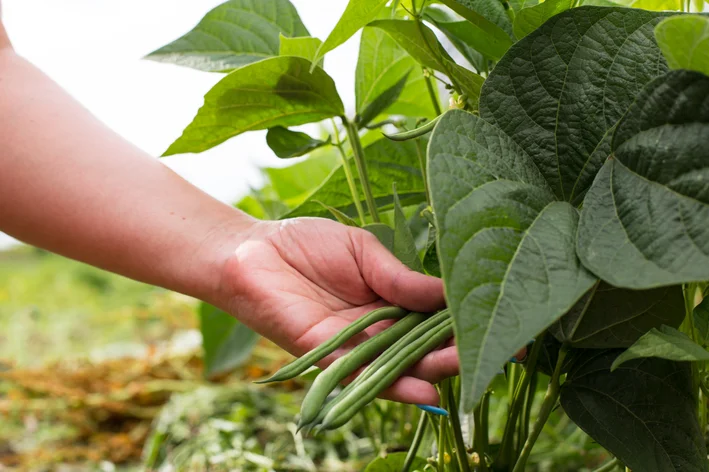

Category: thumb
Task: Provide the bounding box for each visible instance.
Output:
[351,228,446,312]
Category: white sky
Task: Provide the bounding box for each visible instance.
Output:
[0,0,355,249]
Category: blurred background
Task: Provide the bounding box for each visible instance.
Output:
[0,1,392,470]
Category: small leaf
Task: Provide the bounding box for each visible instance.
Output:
[314,0,390,65]
[315,201,360,227]
[577,70,709,289]
[561,350,706,472]
[146,0,309,72]
[356,26,438,121]
[423,237,441,278]
[285,138,426,219]
[513,0,575,39]
[393,184,425,272]
[694,296,709,346]
[655,15,709,77]
[164,56,344,156]
[425,6,512,62]
[364,223,395,252]
[357,71,411,128]
[611,325,709,371]
[364,452,427,472]
[266,126,330,158]
[199,302,260,378]
[550,283,685,348]
[279,34,324,68]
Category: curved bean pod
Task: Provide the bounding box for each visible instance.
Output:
[256,306,408,383]
[383,115,440,141]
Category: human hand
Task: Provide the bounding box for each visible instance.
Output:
[217,217,456,406]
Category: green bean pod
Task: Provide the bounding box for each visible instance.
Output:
[303,309,451,430]
[256,305,408,384]
[383,115,440,141]
[320,319,454,430]
[298,312,427,426]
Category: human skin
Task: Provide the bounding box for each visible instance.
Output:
[0,16,465,405]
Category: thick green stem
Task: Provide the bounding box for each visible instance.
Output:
[591,458,620,472]
[473,401,489,472]
[424,70,443,116]
[496,338,544,467]
[331,119,366,225]
[518,371,538,456]
[448,387,473,472]
[512,347,568,472]
[402,412,428,472]
[343,118,380,222]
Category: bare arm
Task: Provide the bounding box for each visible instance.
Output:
[0,22,255,306]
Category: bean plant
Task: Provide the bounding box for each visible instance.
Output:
[149,0,709,470]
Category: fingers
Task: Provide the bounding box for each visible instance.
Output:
[351,228,445,312]
[375,376,440,405]
[406,345,459,384]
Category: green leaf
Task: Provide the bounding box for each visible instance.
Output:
[439,0,514,39]
[199,302,260,378]
[357,71,411,128]
[423,238,441,277]
[429,109,597,411]
[285,138,426,219]
[611,325,709,371]
[356,27,438,122]
[630,0,683,10]
[694,296,709,346]
[535,332,576,377]
[480,7,672,204]
[655,15,709,77]
[509,0,540,11]
[364,452,427,472]
[314,0,390,65]
[561,350,706,472]
[145,0,309,72]
[368,19,484,108]
[425,6,513,62]
[364,223,395,252]
[550,283,686,348]
[315,201,360,227]
[266,126,330,158]
[265,149,339,202]
[577,70,709,289]
[164,56,344,156]
[393,185,425,272]
[513,0,575,39]
[279,34,324,68]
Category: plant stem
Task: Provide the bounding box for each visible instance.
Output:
[424,69,443,116]
[343,117,380,222]
[496,338,544,467]
[512,346,568,472]
[438,381,450,471]
[518,371,538,457]
[473,400,489,472]
[591,458,620,472]
[448,386,473,472]
[402,411,428,472]
[330,119,366,225]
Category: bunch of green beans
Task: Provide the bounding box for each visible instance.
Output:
[258,306,453,432]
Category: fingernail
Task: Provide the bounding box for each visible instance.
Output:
[417,404,449,416]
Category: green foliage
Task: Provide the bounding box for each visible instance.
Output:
[145,0,309,72]
[364,452,427,471]
[279,34,324,67]
[655,15,709,77]
[393,186,425,272]
[694,296,709,346]
[266,126,330,158]
[550,283,686,348]
[199,303,259,379]
[577,70,709,289]
[439,0,514,39]
[561,350,706,472]
[513,0,575,39]
[164,56,344,156]
[611,325,709,370]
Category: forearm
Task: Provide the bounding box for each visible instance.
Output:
[0,47,256,305]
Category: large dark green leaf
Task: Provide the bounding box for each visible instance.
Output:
[285,138,425,218]
[164,56,344,156]
[577,70,709,288]
[429,110,597,410]
[368,19,484,108]
[146,0,309,72]
[199,303,260,379]
[561,349,706,472]
[356,27,438,122]
[611,325,709,370]
[314,0,390,65]
[480,7,672,204]
[655,16,709,76]
[550,283,685,348]
[425,5,513,62]
[266,126,330,158]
